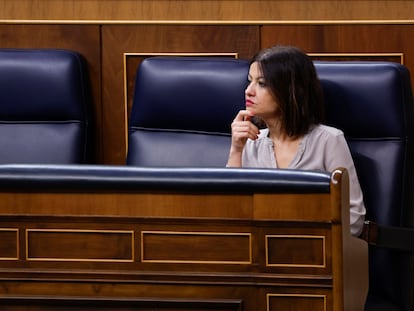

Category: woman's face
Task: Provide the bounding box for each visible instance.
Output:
[245,62,279,120]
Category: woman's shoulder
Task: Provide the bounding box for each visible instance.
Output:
[309,124,344,139]
[302,124,350,161]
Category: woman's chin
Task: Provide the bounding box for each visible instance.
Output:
[246,106,255,113]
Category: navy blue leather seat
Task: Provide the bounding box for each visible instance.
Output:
[128,56,414,310]
[127,57,249,166]
[0,49,92,164]
[317,61,414,311]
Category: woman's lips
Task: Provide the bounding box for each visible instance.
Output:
[245,99,254,107]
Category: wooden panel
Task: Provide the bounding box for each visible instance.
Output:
[101,25,259,164]
[0,0,413,21]
[0,216,336,275]
[266,235,326,267]
[141,231,251,264]
[26,229,134,262]
[0,217,338,309]
[267,293,327,311]
[254,193,331,220]
[0,24,103,163]
[0,228,18,260]
[0,192,253,218]
[0,296,243,311]
[261,24,414,91]
[261,226,333,276]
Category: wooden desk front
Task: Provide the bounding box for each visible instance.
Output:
[0,168,367,311]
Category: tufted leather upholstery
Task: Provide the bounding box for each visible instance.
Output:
[317,61,414,311]
[0,49,92,164]
[128,57,414,310]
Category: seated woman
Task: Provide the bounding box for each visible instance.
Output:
[227,45,365,236]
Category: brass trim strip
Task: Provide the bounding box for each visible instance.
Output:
[267,293,327,311]
[25,229,135,262]
[141,230,252,264]
[1,19,414,25]
[265,234,326,268]
[0,228,19,260]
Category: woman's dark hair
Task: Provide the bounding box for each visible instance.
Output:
[251,45,325,137]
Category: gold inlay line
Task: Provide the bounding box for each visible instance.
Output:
[1,19,414,25]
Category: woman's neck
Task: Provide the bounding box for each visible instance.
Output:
[265,118,289,142]
[265,121,303,169]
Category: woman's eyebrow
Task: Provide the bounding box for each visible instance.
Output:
[248,73,265,80]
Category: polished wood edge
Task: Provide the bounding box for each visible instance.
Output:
[1,19,414,25]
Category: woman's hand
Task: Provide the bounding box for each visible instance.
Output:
[231,110,260,151]
[226,110,260,167]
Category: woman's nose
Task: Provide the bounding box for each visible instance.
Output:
[245,83,254,96]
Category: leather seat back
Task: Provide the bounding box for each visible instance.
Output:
[127,57,249,167]
[316,61,414,311]
[0,49,92,164]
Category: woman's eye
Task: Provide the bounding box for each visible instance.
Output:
[258,81,266,87]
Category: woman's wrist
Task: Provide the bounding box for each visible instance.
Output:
[226,147,243,167]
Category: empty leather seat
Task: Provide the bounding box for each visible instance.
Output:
[127,56,249,167]
[0,48,92,164]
